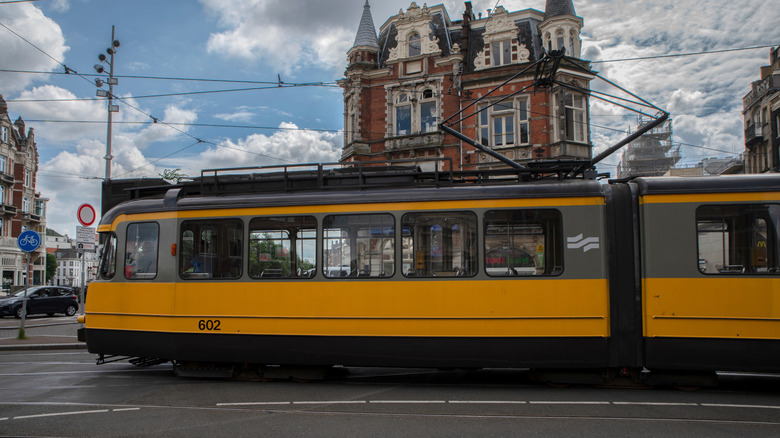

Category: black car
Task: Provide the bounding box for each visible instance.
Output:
[0,286,79,318]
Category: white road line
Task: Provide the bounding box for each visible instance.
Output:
[369,400,446,404]
[612,402,698,406]
[529,401,610,405]
[448,401,527,404]
[293,401,367,405]
[701,403,780,410]
[14,409,109,420]
[217,401,292,406]
[113,408,141,412]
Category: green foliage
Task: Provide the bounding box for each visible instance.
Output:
[160,168,188,184]
[46,253,57,283]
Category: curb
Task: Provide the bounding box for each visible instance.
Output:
[0,342,87,351]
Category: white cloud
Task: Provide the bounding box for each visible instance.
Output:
[200,0,358,74]
[190,122,342,172]
[0,3,68,92]
[215,111,256,122]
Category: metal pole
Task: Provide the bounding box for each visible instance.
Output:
[79,250,85,315]
[19,253,29,336]
[104,25,116,181]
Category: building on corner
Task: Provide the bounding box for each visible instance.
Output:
[742,46,780,173]
[339,0,594,171]
[0,95,48,292]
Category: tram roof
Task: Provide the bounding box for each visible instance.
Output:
[631,173,780,196]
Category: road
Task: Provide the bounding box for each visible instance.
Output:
[1,346,779,437]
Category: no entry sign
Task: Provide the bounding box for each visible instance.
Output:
[77,203,96,227]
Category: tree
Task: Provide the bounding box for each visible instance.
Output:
[160,168,188,184]
[46,253,57,284]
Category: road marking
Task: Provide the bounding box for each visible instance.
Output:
[612,402,698,406]
[369,400,446,404]
[701,403,780,410]
[293,401,367,405]
[217,401,291,406]
[449,401,527,404]
[14,409,109,419]
[530,401,610,405]
[113,408,141,412]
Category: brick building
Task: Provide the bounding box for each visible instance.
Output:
[743,46,780,173]
[0,95,48,291]
[339,0,594,171]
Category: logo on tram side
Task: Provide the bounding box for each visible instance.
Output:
[566,234,600,252]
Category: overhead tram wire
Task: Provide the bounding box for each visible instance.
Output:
[1,20,298,166]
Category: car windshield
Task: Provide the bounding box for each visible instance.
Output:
[12,288,40,297]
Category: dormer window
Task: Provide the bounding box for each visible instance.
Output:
[491,40,512,66]
[408,33,421,57]
[473,6,529,71]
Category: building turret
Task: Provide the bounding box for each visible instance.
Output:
[347,1,379,70]
[539,0,582,58]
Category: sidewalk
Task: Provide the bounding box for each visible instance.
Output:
[0,317,86,351]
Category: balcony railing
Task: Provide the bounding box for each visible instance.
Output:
[743,74,780,109]
[0,204,17,216]
[745,123,763,146]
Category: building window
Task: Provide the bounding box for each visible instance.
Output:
[408,33,421,57]
[0,219,3,237]
[477,98,530,147]
[554,90,587,143]
[0,156,5,173]
[420,89,437,133]
[0,187,4,205]
[22,197,29,213]
[1,126,6,143]
[491,40,512,66]
[395,93,412,135]
[24,169,31,187]
[392,88,439,136]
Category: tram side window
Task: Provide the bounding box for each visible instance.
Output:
[124,223,159,280]
[323,214,394,278]
[402,211,477,277]
[99,233,117,279]
[249,216,317,279]
[180,219,243,279]
[484,210,562,276]
[697,204,780,274]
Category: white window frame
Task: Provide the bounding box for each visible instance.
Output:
[553,90,588,143]
[491,40,512,66]
[391,88,439,137]
[476,97,531,148]
[1,126,6,143]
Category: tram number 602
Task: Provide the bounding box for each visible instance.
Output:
[198,319,221,331]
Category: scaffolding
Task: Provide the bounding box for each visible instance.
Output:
[616,117,680,178]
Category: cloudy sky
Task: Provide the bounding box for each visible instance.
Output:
[0,0,777,235]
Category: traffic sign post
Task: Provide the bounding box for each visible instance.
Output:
[17,230,41,339]
[76,204,97,313]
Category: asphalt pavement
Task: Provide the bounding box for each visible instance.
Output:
[0,314,85,350]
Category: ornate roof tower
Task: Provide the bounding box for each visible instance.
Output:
[347,1,379,70]
[544,0,576,18]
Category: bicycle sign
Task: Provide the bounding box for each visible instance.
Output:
[17,230,41,252]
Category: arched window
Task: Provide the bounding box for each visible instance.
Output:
[395,93,412,135]
[408,33,421,57]
[420,89,437,133]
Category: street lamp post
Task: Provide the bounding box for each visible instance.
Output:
[94,26,120,181]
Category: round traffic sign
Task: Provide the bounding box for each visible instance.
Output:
[17,230,41,252]
[77,203,96,227]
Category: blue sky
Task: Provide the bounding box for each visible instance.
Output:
[0,0,777,235]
